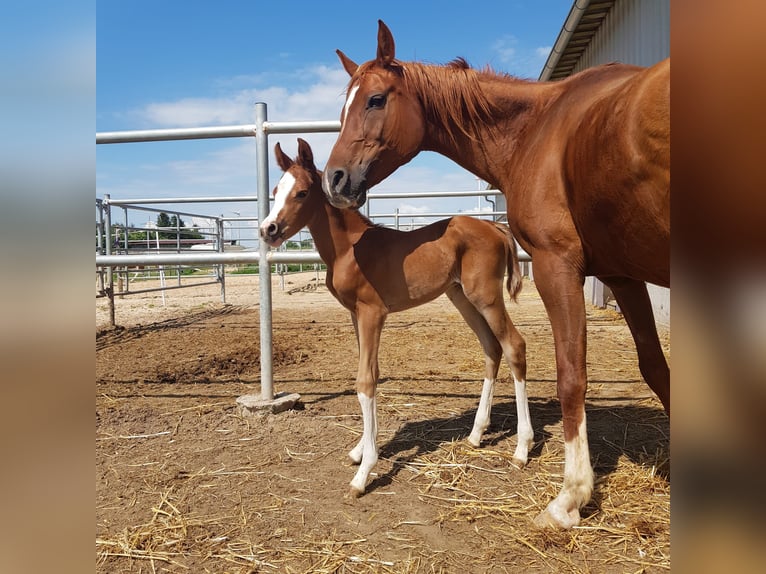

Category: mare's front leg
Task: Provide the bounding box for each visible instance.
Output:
[348,305,386,497]
[531,252,594,529]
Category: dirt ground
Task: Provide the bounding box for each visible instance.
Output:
[96,271,670,573]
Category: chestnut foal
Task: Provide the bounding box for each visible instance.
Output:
[261,138,532,497]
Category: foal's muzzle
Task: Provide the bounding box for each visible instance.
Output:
[259,221,284,248]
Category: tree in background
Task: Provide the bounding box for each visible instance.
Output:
[155,212,203,239]
[103,213,205,246]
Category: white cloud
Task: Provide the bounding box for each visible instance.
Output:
[490,37,553,79]
[492,35,518,63]
[138,65,348,128]
[536,46,552,59]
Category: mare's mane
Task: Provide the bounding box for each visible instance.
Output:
[353,57,532,146]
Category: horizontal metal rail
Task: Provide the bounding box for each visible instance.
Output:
[375,211,506,219]
[97,124,257,144]
[106,196,261,205]
[97,279,222,298]
[96,120,340,144]
[264,120,340,134]
[370,190,502,199]
[103,189,500,207]
[97,250,326,267]
[96,248,529,268]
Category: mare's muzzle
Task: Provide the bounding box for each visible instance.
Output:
[322,168,368,208]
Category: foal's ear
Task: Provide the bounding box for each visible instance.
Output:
[337,49,358,77]
[376,20,395,66]
[296,138,316,170]
[274,142,293,172]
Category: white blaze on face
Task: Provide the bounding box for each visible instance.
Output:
[260,171,296,238]
[339,83,360,138]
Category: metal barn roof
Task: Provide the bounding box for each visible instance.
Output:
[539,0,670,81]
[539,0,616,81]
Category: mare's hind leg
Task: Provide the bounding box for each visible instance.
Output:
[600,277,670,414]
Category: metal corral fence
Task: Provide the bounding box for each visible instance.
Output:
[96,102,528,402]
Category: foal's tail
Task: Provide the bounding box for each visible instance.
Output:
[495,223,523,302]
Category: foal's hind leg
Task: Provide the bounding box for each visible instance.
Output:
[462,285,534,467]
[446,286,501,447]
[600,277,670,414]
[347,312,366,464]
[446,286,533,466]
[348,305,386,497]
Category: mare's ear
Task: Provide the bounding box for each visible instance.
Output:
[274,142,293,172]
[376,20,395,66]
[296,138,316,171]
[336,49,358,76]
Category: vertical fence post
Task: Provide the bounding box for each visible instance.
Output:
[104,194,116,327]
[255,102,274,401]
[97,201,105,294]
[175,214,181,286]
[217,216,227,304]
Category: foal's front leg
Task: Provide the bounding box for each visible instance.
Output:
[348,307,386,497]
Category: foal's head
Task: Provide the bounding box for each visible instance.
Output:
[323,20,425,209]
[260,138,323,248]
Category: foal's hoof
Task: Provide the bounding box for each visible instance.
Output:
[511,457,527,470]
[345,486,364,500]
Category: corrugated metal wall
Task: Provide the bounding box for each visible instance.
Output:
[574,0,670,71]
[570,0,670,325]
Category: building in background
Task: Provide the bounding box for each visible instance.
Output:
[525,0,670,326]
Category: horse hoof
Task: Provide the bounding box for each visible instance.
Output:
[511,457,527,470]
[466,435,481,448]
[345,486,364,500]
[533,506,580,530]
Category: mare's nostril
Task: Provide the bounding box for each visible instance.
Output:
[331,169,346,191]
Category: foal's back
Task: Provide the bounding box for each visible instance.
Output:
[347,216,511,313]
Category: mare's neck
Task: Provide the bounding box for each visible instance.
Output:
[416,66,558,188]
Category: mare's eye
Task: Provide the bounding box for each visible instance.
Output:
[367,94,387,109]
[295,190,308,199]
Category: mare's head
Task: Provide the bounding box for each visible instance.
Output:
[260,138,323,248]
[323,20,425,208]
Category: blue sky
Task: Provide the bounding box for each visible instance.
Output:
[97,1,573,241]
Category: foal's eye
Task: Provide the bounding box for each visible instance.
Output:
[295,190,308,199]
[367,94,387,109]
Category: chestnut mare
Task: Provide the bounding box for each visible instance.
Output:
[261,138,533,497]
[323,21,670,528]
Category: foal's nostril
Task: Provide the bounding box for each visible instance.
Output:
[266,222,278,237]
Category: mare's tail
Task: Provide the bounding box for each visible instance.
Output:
[494,223,522,302]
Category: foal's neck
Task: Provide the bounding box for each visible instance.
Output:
[306,190,375,265]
